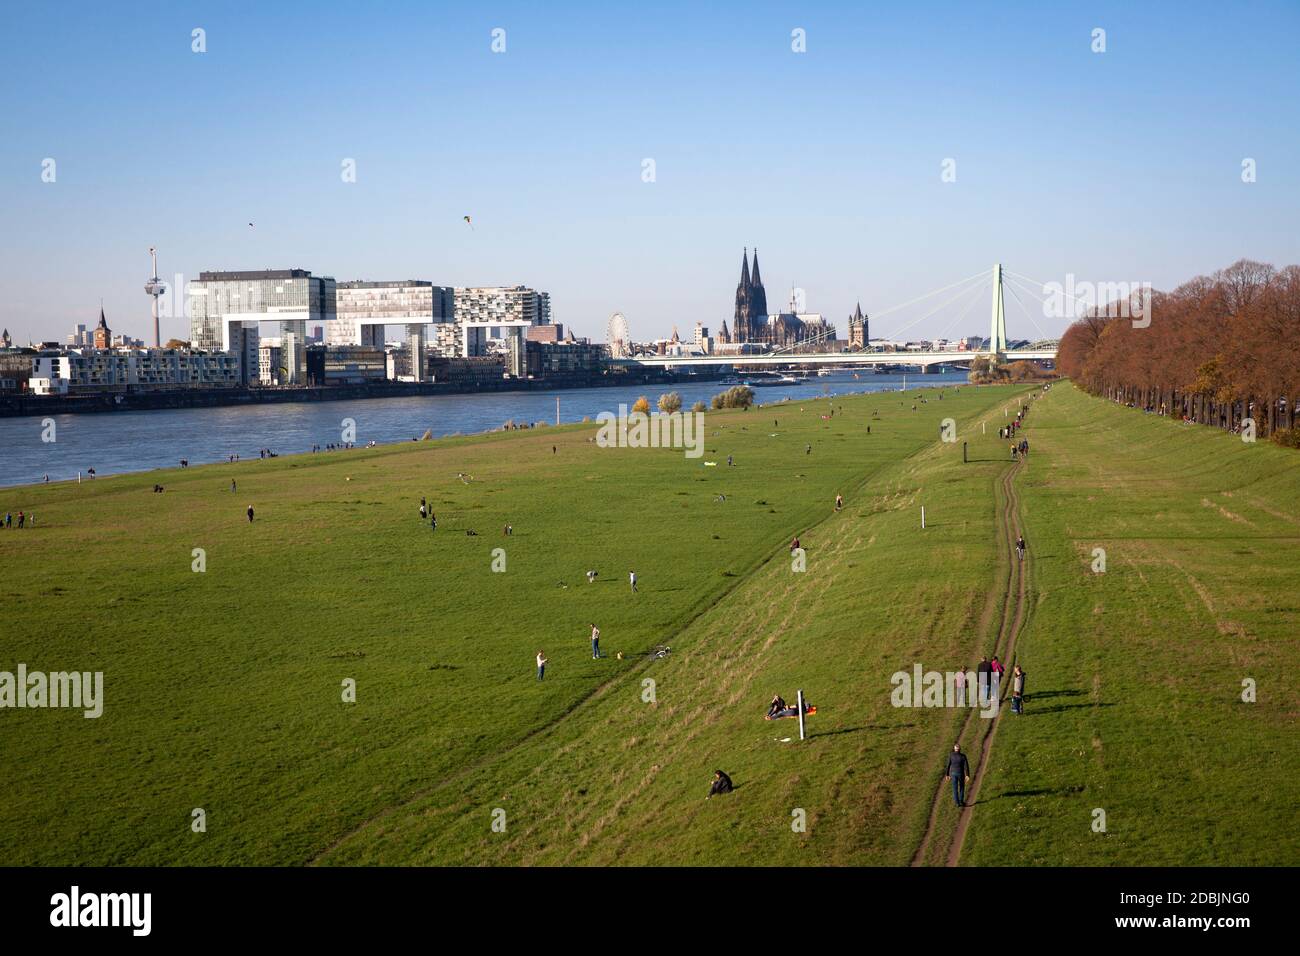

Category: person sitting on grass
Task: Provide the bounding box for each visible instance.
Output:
[766,694,787,719]
[706,770,734,799]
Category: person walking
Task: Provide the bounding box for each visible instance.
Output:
[990,656,1005,701]
[1015,534,1026,561]
[954,667,967,707]
[834,494,843,511]
[976,656,993,706]
[589,623,601,659]
[231,479,237,493]
[246,505,255,523]
[420,503,427,520]
[16,512,24,529]
[945,744,971,808]
[430,512,437,531]
[1011,664,1026,715]
[629,570,638,592]
[536,650,548,681]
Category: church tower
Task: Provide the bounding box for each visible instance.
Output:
[93,306,112,349]
[848,302,869,349]
[749,248,768,322]
[733,248,753,342]
[732,247,769,344]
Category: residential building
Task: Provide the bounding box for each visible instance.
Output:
[29,349,242,395]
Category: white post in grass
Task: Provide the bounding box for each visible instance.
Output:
[921,506,926,529]
[982,421,986,435]
[556,396,560,426]
[797,688,806,741]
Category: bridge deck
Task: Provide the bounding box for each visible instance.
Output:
[616,350,1056,368]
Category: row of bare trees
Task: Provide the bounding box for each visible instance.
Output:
[1057,259,1300,444]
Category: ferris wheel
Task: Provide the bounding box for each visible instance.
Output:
[606,312,631,357]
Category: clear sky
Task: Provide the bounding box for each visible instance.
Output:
[1,0,1297,346]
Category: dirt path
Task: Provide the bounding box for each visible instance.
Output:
[911,448,1031,866]
[308,396,1010,866]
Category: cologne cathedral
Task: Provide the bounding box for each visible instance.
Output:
[730,248,833,348]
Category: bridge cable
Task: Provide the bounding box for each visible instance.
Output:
[1000,274,1054,343]
[867,268,991,327]
[883,271,991,342]
[1003,268,1096,314]
[934,277,991,343]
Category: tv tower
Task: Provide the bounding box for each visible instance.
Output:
[144,247,168,347]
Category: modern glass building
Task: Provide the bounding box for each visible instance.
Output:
[332,280,453,382]
[187,269,336,385]
[332,281,452,345]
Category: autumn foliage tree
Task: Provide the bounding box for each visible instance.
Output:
[1057,259,1300,446]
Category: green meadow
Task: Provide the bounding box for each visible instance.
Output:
[0,382,1294,866]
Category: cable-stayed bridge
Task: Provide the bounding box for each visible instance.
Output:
[617,264,1059,371]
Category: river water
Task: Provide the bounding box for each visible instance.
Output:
[0,371,960,487]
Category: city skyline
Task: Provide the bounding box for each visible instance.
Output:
[2,1,1297,345]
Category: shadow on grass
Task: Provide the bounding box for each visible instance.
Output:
[814,723,914,738]
[989,784,1086,801]
[1027,702,1114,716]
[1027,689,1086,701]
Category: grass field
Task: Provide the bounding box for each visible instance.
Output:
[1,382,1295,866]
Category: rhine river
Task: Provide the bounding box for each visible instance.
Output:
[0,371,960,487]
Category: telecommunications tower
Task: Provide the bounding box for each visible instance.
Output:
[144,247,168,347]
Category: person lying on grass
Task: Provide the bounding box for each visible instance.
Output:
[764,696,816,720]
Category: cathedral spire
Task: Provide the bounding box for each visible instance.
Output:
[739,247,751,289]
[749,247,767,319]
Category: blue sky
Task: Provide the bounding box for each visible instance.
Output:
[1,0,1297,345]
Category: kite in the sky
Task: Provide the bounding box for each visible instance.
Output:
[248,222,255,228]
[463,216,474,231]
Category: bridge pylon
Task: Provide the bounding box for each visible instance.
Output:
[988,262,1008,360]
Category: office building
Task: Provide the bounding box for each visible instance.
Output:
[187,269,336,385]
[332,280,453,382]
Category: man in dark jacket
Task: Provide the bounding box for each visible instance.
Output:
[707,770,734,799]
[945,744,971,808]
